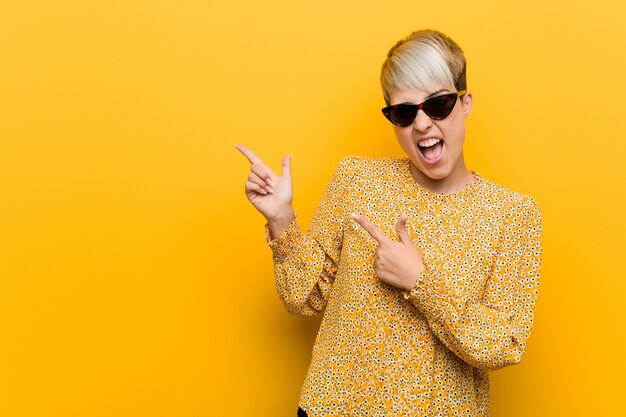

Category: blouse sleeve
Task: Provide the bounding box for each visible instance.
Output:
[264,156,357,316]
[406,196,543,371]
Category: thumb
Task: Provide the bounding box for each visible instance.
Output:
[281,154,292,179]
[396,214,414,246]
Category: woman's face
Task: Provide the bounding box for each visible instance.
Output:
[389,83,473,185]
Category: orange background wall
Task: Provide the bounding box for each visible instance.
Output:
[1,1,625,416]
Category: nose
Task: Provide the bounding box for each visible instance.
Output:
[413,108,433,132]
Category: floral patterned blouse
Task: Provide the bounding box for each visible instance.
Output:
[264,156,542,417]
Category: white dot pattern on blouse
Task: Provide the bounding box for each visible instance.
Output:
[265,156,542,417]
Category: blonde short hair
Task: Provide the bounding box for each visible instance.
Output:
[380,29,467,105]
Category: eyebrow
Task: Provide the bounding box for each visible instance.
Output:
[426,88,450,99]
[397,89,451,105]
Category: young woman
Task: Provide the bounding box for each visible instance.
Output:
[236,29,542,417]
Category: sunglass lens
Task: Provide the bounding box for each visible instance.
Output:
[424,94,456,119]
[389,105,417,127]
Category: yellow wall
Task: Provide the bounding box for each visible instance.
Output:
[1,1,625,415]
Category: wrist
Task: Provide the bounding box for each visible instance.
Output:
[403,264,425,293]
[267,207,296,239]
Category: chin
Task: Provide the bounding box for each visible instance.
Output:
[413,162,452,181]
[425,170,452,181]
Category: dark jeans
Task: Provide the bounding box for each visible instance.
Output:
[297,407,308,417]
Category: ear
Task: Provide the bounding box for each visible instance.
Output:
[461,91,473,118]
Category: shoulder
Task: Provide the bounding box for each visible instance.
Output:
[335,154,407,177]
[477,174,542,225]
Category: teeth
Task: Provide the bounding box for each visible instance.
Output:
[418,138,441,148]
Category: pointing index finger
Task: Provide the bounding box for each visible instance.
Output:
[235,144,278,178]
[235,144,262,164]
[351,214,387,244]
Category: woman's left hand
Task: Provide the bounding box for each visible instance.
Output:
[351,214,425,291]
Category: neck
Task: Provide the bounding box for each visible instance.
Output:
[410,156,475,194]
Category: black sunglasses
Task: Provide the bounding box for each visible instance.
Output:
[381,90,466,127]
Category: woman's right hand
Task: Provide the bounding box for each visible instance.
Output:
[235,144,295,238]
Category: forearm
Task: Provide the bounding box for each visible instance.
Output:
[406,256,539,371]
[266,219,337,316]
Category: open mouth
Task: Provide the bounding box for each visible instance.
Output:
[418,138,444,162]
